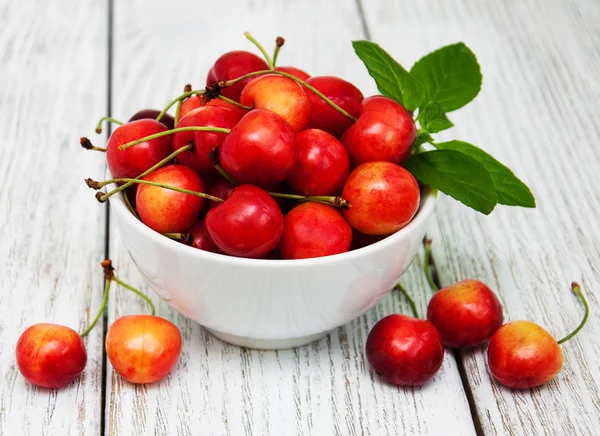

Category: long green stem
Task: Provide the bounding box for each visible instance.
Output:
[155,89,205,122]
[395,283,419,318]
[95,116,124,134]
[80,137,106,152]
[268,192,351,209]
[118,126,230,151]
[123,189,139,219]
[557,282,590,345]
[99,178,224,203]
[245,32,273,69]
[217,95,253,111]
[112,276,156,316]
[92,143,192,202]
[424,239,439,292]
[80,278,111,338]
[272,36,285,67]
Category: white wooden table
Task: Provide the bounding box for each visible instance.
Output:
[1,0,599,434]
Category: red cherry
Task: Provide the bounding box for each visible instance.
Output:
[240,75,310,132]
[366,314,444,386]
[106,119,172,179]
[427,280,504,348]
[305,76,363,138]
[106,315,182,384]
[188,220,222,254]
[279,202,352,260]
[342,96,416,166]
[487,321,563,389]
[16,323,87,388]
[179,95,246,120]
[219,109,296,188]
[171,106,241,176]
[136,165,205,233]
[129,109,175,130]
[206,51,269,101]
[274,66,311,81]
[286,129,350,196]
[342,162,420,235]
[208,178,235,209]
[205,184,284,258]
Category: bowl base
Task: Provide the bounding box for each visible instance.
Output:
[206,328,331,350]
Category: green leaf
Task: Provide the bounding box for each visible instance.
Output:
[418,103,454,133]
[352,40,425,111]
[414,130,433,148]
[410,43,482,112]
[405,150,497,214]
[435,140,536,207]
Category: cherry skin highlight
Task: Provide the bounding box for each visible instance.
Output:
[305,76,363,138]
[106,119,173,179]
[342,162,420,235]
[366,314,444,386]
[129,109,175,130]
[171,106,241,175]
[240,74,310,132]
[188,220,222,254]
[206,184,284,259]
[219,109,296,188]
[427,279,504,348]
[286,129,350,196]
[487,321,564,389]
[279,202,352,260]
[106,315,182,384]
[342,96,416,166]
[274,66,311,81]
[179,95,246,119]
[16,323,87,388]
[136,165,205,233]
[206,50,269,102]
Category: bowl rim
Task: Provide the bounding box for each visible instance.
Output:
[107,171,436,269]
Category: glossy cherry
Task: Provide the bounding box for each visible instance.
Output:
[106,315,182,384]
[219,109,296,187]
[171,106,241,175]
[305,76,363,138]
[206,50,269,101]
[208,178,235,209]
[205,184,284,258]
[274,66,311,81]
[106,119,173,179]
[427,279,504,348]
[342,162,420,235]
[279,202,352,259]
[136,165,205,233]
[342,96,416,166]
[366,314,444,386]
[240,74,310,132]
[16,323,87,388]
[188,220,222,253]
[129,109,175,130]
[179,95,246,120]
[286,129,350,196]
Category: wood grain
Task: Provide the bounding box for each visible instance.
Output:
[0,0,107,434]
[361,0,600,434]
[106,0,475,434]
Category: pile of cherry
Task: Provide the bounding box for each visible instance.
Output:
[15,34,588,392]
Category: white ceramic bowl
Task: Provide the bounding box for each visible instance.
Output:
[108,174,436,350]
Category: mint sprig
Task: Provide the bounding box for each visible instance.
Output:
[352,39,535,214]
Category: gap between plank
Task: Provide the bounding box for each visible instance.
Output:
[354,0,372,40]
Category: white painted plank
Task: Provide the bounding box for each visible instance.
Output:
[362,0,600,434]
[0,0,107,435]
[106,0,475,434]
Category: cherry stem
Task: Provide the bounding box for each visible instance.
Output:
[163,232,193,245]
[272,36,285,67]
[208,147,238,186]
[395,283,419,318]
[217,95,253,111]
[102,178,224,203]
[245,32,273,69]
[156,89,205,122]
[80,137,106,152]
[118,126,230,151]
[80,276,111,338]
[267,192,351,210]
[423,239,439,292]
[95,116,123,134]
[218,70,357,122]
[174,84,192,127]
[557,282,589,345]
[112,276,156,316]
[123,189,139,219]
[93,143,192,202]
